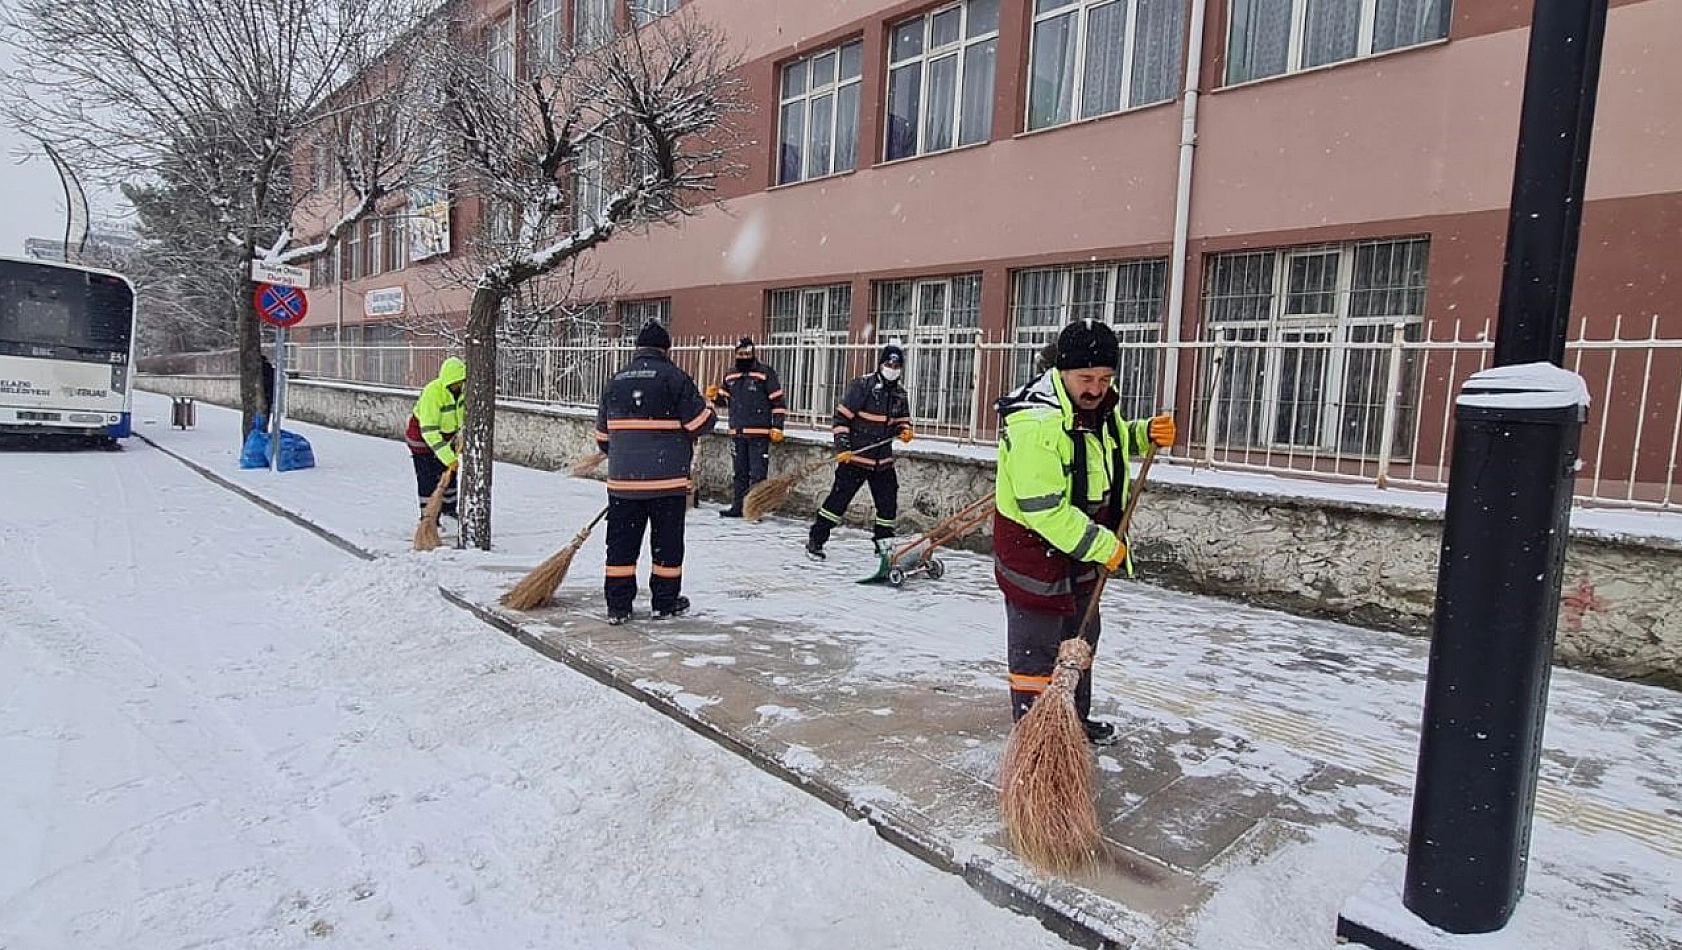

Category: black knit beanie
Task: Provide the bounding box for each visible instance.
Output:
[1054,319,1119,370]
[636,320,672,350]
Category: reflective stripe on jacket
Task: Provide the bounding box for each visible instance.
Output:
[993,370,1149,613]
[834,373,911,467]
[596,347,716,499]
[716,360,787,436]
[405,357,467,467]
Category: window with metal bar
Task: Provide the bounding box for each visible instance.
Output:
[766,284,852,420]
[1009,259,1166,418]
[873,274,982,429]
[1201,237,1430,456]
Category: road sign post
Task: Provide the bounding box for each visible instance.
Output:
[254,282,309,471]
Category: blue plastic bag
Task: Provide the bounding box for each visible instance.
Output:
[239,415,316,471]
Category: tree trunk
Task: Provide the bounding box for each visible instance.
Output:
[237,276,262,435]
[459,285,504,550]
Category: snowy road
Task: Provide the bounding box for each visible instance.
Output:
[0,440,1072,949]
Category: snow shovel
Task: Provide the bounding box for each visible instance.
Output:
[858,491,995,586]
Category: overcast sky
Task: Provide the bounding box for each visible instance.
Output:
[0,20,123,257]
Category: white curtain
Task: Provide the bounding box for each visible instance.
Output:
[1079,0,1128,119]
[1303,0,1362,68]
[1226,0,1291,84]
[1374,0,1449,53]
[1130,0,1187,106]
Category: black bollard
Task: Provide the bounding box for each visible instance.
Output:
[1401,365,1587,932]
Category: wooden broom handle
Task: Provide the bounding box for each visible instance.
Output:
[1077,445,1159,637]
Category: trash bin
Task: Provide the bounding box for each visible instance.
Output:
[170,396,196,430]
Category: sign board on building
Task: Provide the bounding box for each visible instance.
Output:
[409,201,451,262]
[365,287,406,317]
[250,259,311,289]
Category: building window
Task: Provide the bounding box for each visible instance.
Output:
[1028,0,1186,132]
[873,274,982,429]
[1010,259,1166,418]
[486,14,516,90]
[767,284,852,419]
[344,226,362,281]
[1225,0,1452,85]
[618,297,671,330]
[365,216,384,276]
[575,136,610,230]
[885,1,999,161]
[632,0,678,26]
[574,0,613,46]
[527,0,563,72]
[1201,237,1429,455]
[311,140,330,190]
[385,211,407,272]
[777,40,864,185]
[311,249,335,287]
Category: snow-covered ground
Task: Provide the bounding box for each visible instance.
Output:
[0,438,1073,949]
[9,392,1681,950]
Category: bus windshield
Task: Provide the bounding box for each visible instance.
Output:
[0,261,135,356]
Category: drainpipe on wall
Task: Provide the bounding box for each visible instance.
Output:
[1161,0,1209,416]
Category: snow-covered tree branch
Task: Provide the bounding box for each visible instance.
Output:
[423,8,747,548]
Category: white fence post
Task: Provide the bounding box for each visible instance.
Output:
[1203,332,1229,468]
[1375,322,1407,490]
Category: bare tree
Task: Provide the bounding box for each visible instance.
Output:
[428,10,747,549]
[2,0,428,431]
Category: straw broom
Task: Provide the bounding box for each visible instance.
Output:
[412,463,457,552]
[997,446,1157,873]
[500,505,610,610]
[742,435,898,522]
[571,452,607,477]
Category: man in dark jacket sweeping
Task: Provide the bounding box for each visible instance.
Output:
[594,321,717,624]
[706,337,787,517]
[806,344,914,560]
[993,320,1174,745]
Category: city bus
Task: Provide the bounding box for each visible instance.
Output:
[0,255,138,447]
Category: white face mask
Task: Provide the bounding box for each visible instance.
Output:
[880,366,902,382]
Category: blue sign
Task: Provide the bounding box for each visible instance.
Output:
[254,282,308,328]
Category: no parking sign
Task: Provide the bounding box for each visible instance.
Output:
[254,282,308,328]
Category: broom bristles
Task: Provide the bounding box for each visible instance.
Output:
[500,542,580,610]
[743,458,830,522]
[413,517,441,551]
[412,467,455,551]
[571,452,607,478]
[998,637,1102,874]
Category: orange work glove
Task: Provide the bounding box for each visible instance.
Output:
[1148,414,1176,448]
[837,451,854,464]
[898,428,915,444]
[705,384,721,402]
[1102,537,1129,573]
[769,429,785,444]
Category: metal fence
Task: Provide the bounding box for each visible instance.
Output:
[272,320,1682,511]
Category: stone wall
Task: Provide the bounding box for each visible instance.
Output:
[139,374,1682,690]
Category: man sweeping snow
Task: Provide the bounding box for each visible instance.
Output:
[992,320,1175,745]
[405,356,467,521]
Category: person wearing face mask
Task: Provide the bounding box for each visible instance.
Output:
[705,337,787,518]
[992,320,1175,746]
[805,344,914,560]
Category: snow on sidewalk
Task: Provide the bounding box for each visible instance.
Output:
[0,433,1077,950]
[124,392,1682,949]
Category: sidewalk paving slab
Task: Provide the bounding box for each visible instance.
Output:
[129,391,1682,949]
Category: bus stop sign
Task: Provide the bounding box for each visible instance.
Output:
[254,282,308,328]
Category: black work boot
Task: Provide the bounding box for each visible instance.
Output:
[653,596,690,619]
[1082,719,1118,747]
